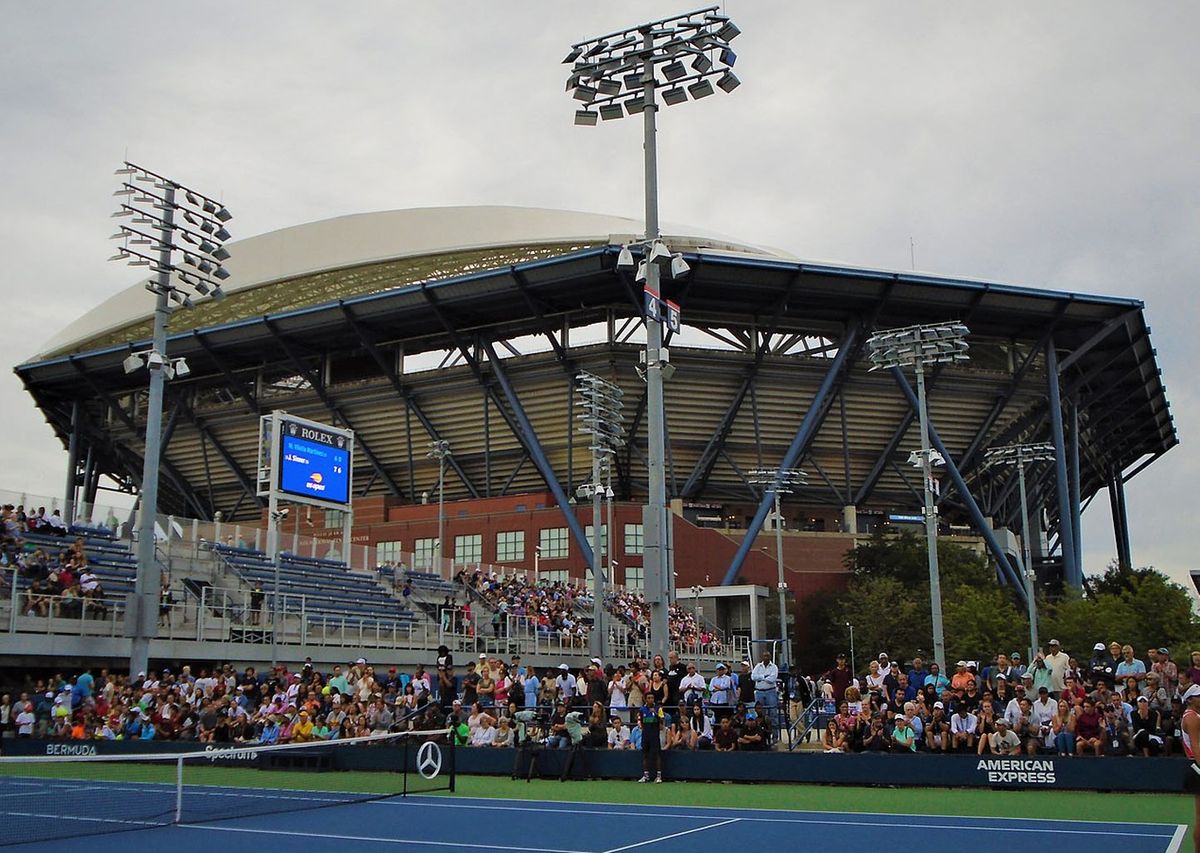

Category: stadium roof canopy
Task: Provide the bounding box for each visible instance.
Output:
[16,206,1176,586]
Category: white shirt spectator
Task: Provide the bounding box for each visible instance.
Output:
[16,707,35,735]
[951,711,978,735]
[609,675,628,709]
[607,723,631,749]
[1030,695,1058,728]
[79,572,99,592]
[679,671,706,703]
[709,671,734,706]
[555,672,576,700]
[470,724,496,747]
[751,660,779,691]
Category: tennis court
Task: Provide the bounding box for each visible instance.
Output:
[0,785,1186,853]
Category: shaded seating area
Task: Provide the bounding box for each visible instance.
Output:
[212,543,419,632]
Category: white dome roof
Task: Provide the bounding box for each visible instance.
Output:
[36,205,790,360]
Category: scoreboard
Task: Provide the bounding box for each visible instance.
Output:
[259,412,354,510]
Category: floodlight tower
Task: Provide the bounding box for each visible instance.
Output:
[984,442,1057,659]
[576,371,626,659]
[748,467,807,670]
[864,322,969,673]
[564,6,741,658]
[109,162,231,678]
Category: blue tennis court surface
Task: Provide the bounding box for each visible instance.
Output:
[1,790,1186,853]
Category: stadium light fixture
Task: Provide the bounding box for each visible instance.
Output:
[864,321,970,673]
[564,6,743,659]
[616,245,635,271]
[749,468,807,670]
[109,160,233,678]
[984,442,1057,660]
[576,371,626,660]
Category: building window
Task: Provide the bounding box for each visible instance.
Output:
[376,540,402,565]
[496,530,524,563]
[624,566,645,591]
[539,527,569,560]
[454,534,482,566]
[538,569,569,585]
[324,509,346,529]
[623,523,644,556]
[583,524,608,556]
[414,537,437,569]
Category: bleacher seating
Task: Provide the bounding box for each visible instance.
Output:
[212,544,419,631]
[20,526,137,611]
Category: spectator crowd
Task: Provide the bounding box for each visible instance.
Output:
[813,640,1197,757]
[1,504,113,620]
[0,648,788,765]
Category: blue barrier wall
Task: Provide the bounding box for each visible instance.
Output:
[3,739,1188,793]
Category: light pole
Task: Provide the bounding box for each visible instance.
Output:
[427,440,450,575]
[846,621,856,678]
[565,6,741,660]
[576,371,625,660]
[865,322,970,674]
[749,468,807,670]
[984,442,1056,660]
[110,162,231,677]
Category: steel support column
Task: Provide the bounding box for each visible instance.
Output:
[1045,341,1080,589]
[480,339,593,566]
[1111,470,1133,571]
[63,401,81,526]
[723,324,862,585]
[1070,402,1082,573]
[890,367,1028,603]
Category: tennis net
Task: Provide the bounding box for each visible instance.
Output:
[0,727,454,847]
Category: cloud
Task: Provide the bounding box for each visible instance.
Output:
[0,1,1195,588]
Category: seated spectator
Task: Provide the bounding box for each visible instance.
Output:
[1075,699,1103,756]
[1130,697,1164,756]
[950,704,977,752]
[892,714,917,752]
[985,718,1022,755]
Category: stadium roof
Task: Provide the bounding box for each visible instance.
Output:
[34,206,790,360]
[15,206,1177,586]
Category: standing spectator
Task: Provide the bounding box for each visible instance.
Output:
[1116,645,1147,684]
[1089,642,1115,686]
[906,657,930,694]
[751,650,779,712]
[664,652,685,708]
[636,692,664,783]
[15,701,35,737]
[736,660,756,707]
[923,662,950,695]
[1150,648,1178,696]
[1044,640,1071,696]
[679,663,706,704]
[1026,654,1054,696]
[823,653,854,704]
[708,664,735,715]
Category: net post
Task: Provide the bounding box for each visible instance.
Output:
[175,755,183,823]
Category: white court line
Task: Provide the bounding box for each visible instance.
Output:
[416,793,1184,830]
[0,811,163,827]
[378,799,1175,839]
[1167,824,1187,853]
[182,824,587,853]
[600,818,740,853]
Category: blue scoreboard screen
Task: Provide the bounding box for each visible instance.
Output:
[278,428,351,506]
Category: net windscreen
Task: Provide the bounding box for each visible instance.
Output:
[0,728,454,847]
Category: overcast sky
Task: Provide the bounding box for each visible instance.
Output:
[1,2,1196,589]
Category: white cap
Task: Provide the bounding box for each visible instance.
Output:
[1183,684,1200,702]
[355,657,366,665]
[933,701,944,709]
[590,657,602,665]
[1094,642,1106,651]
[559,663,570,671]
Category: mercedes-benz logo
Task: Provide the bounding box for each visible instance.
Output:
[416,741,443,780]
